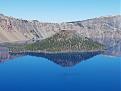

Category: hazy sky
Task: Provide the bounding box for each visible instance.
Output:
[0,0,120,22]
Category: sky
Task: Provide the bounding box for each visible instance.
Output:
[0,0,120,22]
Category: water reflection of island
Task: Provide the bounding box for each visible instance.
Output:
[24,51,102,67]
[1,47,121,67]
[0,47,102,67]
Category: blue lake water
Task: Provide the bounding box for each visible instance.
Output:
[0,50,120,91]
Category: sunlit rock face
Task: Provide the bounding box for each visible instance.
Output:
[65,15,121,51]
[0,14,60,43]
[0,14,121,52]
[0,14,120,41]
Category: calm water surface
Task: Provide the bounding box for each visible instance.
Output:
[0,49,120,91]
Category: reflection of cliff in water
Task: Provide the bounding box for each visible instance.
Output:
[104,51,121,57]
[27,51,102,67]
[0,47,25,63]
[0,47,9,62]
[0,53,24,63]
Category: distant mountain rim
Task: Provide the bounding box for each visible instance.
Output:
[0,14,121,50]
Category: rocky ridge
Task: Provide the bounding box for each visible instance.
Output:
[0,14,121,51]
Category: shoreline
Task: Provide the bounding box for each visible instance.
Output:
[9,49,106,54]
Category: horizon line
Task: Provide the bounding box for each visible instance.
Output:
[0,13,120,23]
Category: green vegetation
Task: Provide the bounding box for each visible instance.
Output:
[24,30,105,52]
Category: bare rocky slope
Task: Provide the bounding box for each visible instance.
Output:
[0,14,60,43]
[67,15,121,51]
[0,14,121,51]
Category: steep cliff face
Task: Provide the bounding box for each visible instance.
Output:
[0,14,60,43]
[65,15,121,51]
[0,14,121,51]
